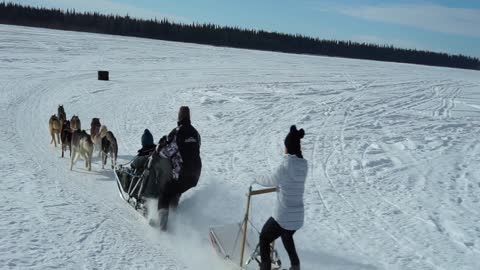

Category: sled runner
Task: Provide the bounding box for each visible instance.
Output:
[209,186,282,269]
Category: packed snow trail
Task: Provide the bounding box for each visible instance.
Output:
[1,25,480,269]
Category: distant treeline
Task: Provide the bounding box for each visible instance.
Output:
[1,2,479,70]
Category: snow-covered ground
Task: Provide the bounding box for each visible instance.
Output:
[1,24,480,270]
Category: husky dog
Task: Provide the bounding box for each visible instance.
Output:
[70,130,94,171]
[101,131,118,169]
[49,115,61,147]
[90,118,101,138]
[92,125,108,157]
[58,105,66,123]
[70,115,81,131]
[60,120,72,158]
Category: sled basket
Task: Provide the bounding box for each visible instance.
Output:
[209,222,258,265]
[209,186,280,269]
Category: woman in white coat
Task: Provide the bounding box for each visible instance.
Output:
[254,125,308,270]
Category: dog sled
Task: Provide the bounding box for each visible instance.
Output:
[114,161,150,217]
[115,160,282,269]
[209,186,282,269]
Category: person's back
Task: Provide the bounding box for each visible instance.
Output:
[176,121,202,187]
[275,155,307,230]
[160,106,202,195]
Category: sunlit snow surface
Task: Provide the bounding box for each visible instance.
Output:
[1,24,480,270]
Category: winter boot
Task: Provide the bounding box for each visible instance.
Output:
[289,265,300,270]
[158,208,169,232]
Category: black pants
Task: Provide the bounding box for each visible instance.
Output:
[160,165,202,209]
[158,191,181,210]
[260,217,299,270]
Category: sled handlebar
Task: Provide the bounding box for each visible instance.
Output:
[240,186,277,267]
[249,187,277,196]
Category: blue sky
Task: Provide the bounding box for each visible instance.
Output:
[10,0,480,58]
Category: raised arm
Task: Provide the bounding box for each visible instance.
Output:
[254,161,285,187]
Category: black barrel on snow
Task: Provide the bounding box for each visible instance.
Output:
[98,71,109,81]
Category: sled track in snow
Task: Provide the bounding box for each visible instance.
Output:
[310,75,475,269]
[9,73,186,269]
[2,25,480,270]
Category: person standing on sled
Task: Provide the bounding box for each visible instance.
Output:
[156,106,202,230]
[253,125,307,270]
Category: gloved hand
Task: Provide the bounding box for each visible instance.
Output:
[158,135,167,148]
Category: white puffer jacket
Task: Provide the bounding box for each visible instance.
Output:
[255,154,308,230]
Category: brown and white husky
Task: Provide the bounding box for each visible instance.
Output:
[70,130,94,171]
[101,131,118,169]
[70,115,81,131]
[92,125,108,157]
[90,118,101,137]
[49,115,61,147]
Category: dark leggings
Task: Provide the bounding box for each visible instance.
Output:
[260,217,299,270]
[159,166,201,209]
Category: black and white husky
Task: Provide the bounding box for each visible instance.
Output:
[60,120,72,158]
[101,131,118,169]
[70,130,94,171]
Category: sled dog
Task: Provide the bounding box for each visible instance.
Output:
[90,118,101,138]
[60,120,72,158]
[70,115,81,131]
[70,130,94,171]
[92,125,108,157]
[49,115,61,147]
[58,105,66,123]
[101,131,118,169]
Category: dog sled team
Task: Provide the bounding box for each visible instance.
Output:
[49,105,117,171]
[49,104,307,270]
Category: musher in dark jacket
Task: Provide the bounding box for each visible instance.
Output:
[156,106,202,230]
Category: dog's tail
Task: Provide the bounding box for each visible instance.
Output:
[86,134,93,145]
[80,130,93,144]
[99,125,108,137]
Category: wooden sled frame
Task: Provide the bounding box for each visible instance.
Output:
[210,186,278,269]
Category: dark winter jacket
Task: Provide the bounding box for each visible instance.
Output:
[137,144,156,157]
[131,131,156,170]
[159,119,202,189]
[175,119,201,171]
[131,145,156,170]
